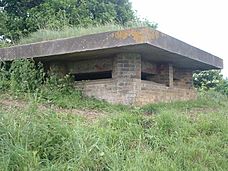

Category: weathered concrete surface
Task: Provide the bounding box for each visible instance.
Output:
[0,27,223,70]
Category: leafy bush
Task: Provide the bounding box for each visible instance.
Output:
[0,0,137,41]
[9,59,45,93]
[1,59,73,94]
[215,79,228,96]
[0,59,115,111]
[193,70,228,96]
[0,61,10,90]
[193,70,223,90]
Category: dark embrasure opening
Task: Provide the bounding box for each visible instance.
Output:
[74,71,112,81]
[141,72,155,81]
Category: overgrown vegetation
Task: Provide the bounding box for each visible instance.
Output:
[0,0,157,46]
[0,61,9,90]
[0,0,133,40]
[0,90,227,170]
[16,22,156,47]
[1,60,46,94]
[0,59,129,112]
[193,70,228,96]
[1,0,227,169]
[0,59,227,170]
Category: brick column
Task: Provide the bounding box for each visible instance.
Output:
[112,53,141,105]
[112,53,141,79]
[173,68,194,88]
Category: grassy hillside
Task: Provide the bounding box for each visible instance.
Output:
[0,91,227,171]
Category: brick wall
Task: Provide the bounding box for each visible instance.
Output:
[141,59,157,74]
[174,68,193,88]
[75,79,196,106]
[74,53,142,105]
[75,79,119,103]
[67,58,112,74]
[148,64,173,86]
[75,79,142,105]
[141,60,173,87]
[135,80,196,106]
[47,53,197,106]
[47,57,112,75]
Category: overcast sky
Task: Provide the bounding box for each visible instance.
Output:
[130,0,228,78]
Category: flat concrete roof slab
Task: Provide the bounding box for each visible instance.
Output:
[0,27,223,70]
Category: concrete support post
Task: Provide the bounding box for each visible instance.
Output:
[169,64,174,88]
[112,53,141,105]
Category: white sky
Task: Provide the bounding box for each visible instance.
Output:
[130,0,228,78]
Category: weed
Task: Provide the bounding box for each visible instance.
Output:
[0,59,227,170]
[0,61,10,91]
[9,59,45,93]
[1,22,157,48]
[0,94,227,170]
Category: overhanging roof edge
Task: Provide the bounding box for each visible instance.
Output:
[0,27,223,69]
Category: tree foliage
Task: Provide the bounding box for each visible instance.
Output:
[193,70,223,90]
[0,11,7,35]
[0,0,136,41]
[193,70,228,96]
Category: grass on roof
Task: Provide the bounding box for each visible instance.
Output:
[2,22,156,48]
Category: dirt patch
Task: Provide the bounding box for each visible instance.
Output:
[0,98,105,121]
[182,107,219,121]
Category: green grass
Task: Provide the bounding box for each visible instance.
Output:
[1,22,156,48]
[0,91,227,170]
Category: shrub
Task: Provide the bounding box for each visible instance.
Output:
[0,61,10,90]
[193,70,223,90]
[215,79,228,96]
[193,70,228,96]
[9,59,45,93]
[44,73,74,93]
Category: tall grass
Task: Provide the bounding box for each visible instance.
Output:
[18,24,123,45]
[0,59,133,113]
[3,22,156,47]
[0,91,227,170]
[0,59,227,170]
